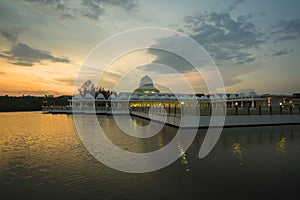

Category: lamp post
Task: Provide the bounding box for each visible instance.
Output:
[235,102,238,115]
[181,101,184,115]
[279,102,283,114]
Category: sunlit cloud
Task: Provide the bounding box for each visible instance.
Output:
[0,27,71,67]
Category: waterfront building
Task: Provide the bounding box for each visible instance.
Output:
[67,75,270,111]
[40,75,298,116]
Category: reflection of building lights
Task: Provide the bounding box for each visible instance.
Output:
[232,142,243,160]
[178,143,189,172]
[277,136,287,153]
[235,102,238,106]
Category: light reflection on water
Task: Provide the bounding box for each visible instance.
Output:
[0,112,300,200]
[232,142,244,160]
[277,136,287,154]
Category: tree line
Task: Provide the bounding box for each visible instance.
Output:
[0,81,113,112]
[0,95,71,112]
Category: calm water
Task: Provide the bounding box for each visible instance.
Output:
[0,112,300,200]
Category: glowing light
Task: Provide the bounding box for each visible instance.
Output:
[277,136,287,153]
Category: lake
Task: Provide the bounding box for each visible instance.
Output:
[0,112,300,199]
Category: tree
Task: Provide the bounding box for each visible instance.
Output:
[78,80,116,98]
[78,80,95,96]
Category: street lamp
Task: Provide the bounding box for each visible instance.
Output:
[279,102,283,114]
[234,102,238,115]
[181,101,184,115]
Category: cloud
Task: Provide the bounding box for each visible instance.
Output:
[9,61,34,66]
[138,12,264,90]
[0,28,26,43]
[271,18,300,42]
[1,42,70,66]
[19,0,136,20]
[0,27,71,67]
[102,0,136,10]
[271,49,294,57]
[81,0,105,20]
[138,49,194,74]
[0,30,18,43]
[54,77,75,86]
[183,12,265,65]
[227,0,247,12]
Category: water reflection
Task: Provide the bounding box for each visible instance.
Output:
[232,142,244,160]
[0,112,300,200]
[177,143,189,172]
[277,136,287,154]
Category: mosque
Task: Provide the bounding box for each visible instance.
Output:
[42,75,299,115]
[133,75,160,94]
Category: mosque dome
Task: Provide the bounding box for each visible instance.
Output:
[108,93,116,100]
[96,93,105,100]
[139,75,153,87]
[130,94,139,100]
[118,94,128,100]
[83,93,94,100]
[73,94,82,100]
[134,75,160,94]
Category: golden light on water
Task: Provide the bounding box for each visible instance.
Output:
[277,136,287,154]
[232,142,243,160]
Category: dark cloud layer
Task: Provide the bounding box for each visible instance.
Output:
[140,12,265,77]
[1,43,70,66]
[20,0,136,20]
[271,18,300,42]
[139,11,268,89]
[271,49,294,57]
[183,12,264,65]
[139,49,194,74]
[0,28,70,66]
[0,30,18,43]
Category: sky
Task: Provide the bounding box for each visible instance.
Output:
[0,0,300,96]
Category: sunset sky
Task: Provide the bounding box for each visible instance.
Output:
[0,0,300,96]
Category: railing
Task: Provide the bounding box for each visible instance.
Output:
[42,105,300,116]
[131,105,300,116]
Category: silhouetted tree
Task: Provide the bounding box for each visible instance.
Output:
[78,80,116,99]
[78,80,95,96]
